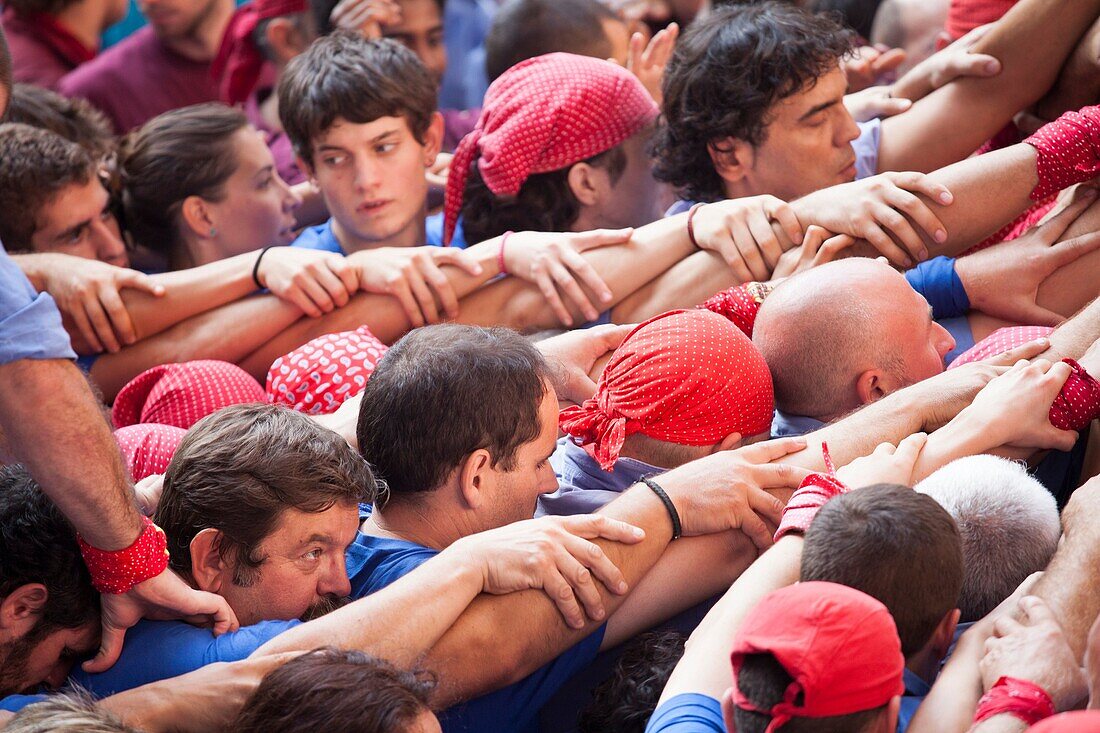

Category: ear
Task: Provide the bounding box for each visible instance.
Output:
[189,528,230,594]
[457,449,493,511]
[264,17,310,66]
[712,432,744,454]
[421,112,445,167]
[883,695,902,732]
[180,195,216,239]
[708,137,754,185]
[931,608,961,659]
[0,584,47,636]
[566,161,607,207]
[855,368,889,405]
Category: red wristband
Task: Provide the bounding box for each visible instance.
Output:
[686,203,704,248]
[498,231,514,276]
[1049,359,1100,432]
[974,676,1056,726]
[78,516,170,594]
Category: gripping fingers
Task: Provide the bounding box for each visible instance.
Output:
[300,276,337,315]
[536,266,573,327]
[874,200,926,263]
[767,200,804,246]
[406,270,441,324]
[551,547,606,622]
[738,507,775,550]
[728,217,769,281]
[549,261,599,323]
[887,188,945,252]
[98,286,137,346]
[561,532,628,595]
[391,280,425,328]
[72,303,105,354]
[859,217,912,267]
[746,209,784,270]
[85,296,121,353]
[418,258,460,318]
[543,565,586,629]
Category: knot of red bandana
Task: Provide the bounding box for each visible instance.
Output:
[697,281,774,338]
[1025,106,1100,202]
[211,0,307,105]
[442,53,657,245]
[1049,359,1100,431]
[774,443,848,541]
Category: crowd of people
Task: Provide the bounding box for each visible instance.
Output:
[0,0,1099,729]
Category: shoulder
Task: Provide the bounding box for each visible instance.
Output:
[58,28,152,93]
[291,222,342,253]
[645,693,725,733]
[348,533,439,597]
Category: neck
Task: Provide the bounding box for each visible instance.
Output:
[906,647,941,685]
[175,233,219,268]
[51,3,106,50]
[330,205,426,253]
[160,0,234,62]
[721,177,760,201]
[364,494,470,551]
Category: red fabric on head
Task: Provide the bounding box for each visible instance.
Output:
[558,309,774,472]
[112,360,266,430]
[1031,711,1100,732]
[266,326,389,414]
[1049,359,1100,431]
[1025,106,1100,201]
[211,0,307,105]
[948,326,1055,369]
[945,0,1018,40]
[697,282,775,338]
[114,424,187,481]
[442,53,658,245]
[730,581,905,733]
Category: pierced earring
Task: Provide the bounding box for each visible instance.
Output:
[209,227,217,237]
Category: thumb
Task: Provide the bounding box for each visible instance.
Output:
[1049,231,1100,269]
[1009,301,1067,328]
[82,622,126,673]
[561,370,598,405]
[875,97,913,118]
[742,436,808,462]
[436,249,484,276]
[1040,188,1098,242]
[120,270,165,297]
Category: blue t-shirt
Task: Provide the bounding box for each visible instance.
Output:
[425,212,468,248]
[291,217,468,255]
[646,693,725,733]
[0,695,45,713]
[67,618,299,697]
[537,438,661,517]
[347,530,608,733]
[0,244,77,364]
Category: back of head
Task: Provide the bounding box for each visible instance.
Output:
[5,693,139,733]
[579,631,687,733]
[7,85,114,163]
[234,648,434,733]
[917,455,1060,621]
[654,1,853,202]
[801,483,963,657]
[485,0,620,82]
[752,259,904,420]
[117,104,249,255]
[278,32,437,166]
[357,324,550,499]
[155,403,375,582]
[0,123,95,251]
[0,465,98,632]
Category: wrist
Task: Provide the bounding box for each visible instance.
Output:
[78,516,170,594]
[974,677,1056,728]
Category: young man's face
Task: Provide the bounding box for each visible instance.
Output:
[384,0,447,89]
[730,64,862,201]
[31,177,129,268]
[589,129,665,230]
[308,115,439,250]
[217,503,360,627]
[0,614,98,695]
[138,0,222,40]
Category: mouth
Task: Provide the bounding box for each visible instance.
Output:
[839,159,858,178]
[357,199,391,215]
[278,220,298,242]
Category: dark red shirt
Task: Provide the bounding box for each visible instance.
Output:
[3,8,95,89]
[58,26,218,133]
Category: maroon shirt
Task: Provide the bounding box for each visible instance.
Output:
[58,26,218,133]
[245,87,305,186]
[3,9,95,89]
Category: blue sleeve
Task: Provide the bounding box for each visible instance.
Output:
[0,245,77,363]
[438,625,607,733]
[364,550,436,594]
[905,256,970,320]
[290,224,344,254]
[646,693,726,733]
[425,212,468,249]
[0,694,46,713]
[68,618,299,697]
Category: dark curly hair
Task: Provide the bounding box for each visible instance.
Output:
[578,631,687,733]
[459,145,626,244]
[653,1,854,203]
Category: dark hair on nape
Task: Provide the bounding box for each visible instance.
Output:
[484,0,619,81]
[357,324,552,500]
[116,103,249,257]
[7,84,115,163]
[579,631,687,733]
[800,483,963,658]
[234,647,435,733]
[735,652,886,733]
[0,123,96,251]
[0,465,99,632]
[460,145,627,244]
[653,1,854,203]
[278,32,437,167]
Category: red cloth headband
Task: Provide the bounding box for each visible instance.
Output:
[558,309,774,472]
[267,326,389,414]
[112,360,266,430]
[211,0,308,106]
[442,53,658,245]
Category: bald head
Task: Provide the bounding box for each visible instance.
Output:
[752,259,915,421]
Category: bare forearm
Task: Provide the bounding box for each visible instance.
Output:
[1041,296,1100,363]
[612,251,742,324]
[0,359,141,548]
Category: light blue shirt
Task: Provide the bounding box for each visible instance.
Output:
[537,438,663,517]
[0,243,76,364]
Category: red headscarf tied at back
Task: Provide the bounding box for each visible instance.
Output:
[558,309,774,472]
[112,360,266,430]
[211,0,308,106]
[442,52,659,245]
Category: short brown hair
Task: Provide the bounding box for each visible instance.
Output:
[234,648,435,733]
[7,84,114,163]
[5,0,78,17]
[278,32,437,166]
[800,483,963,657]
[155,403,376,584]
[357,324,551,500]
[117,104,249,255]
[0,123,96,251]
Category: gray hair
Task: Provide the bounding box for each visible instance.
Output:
[916,454,1060,622]
[6,692,139,733]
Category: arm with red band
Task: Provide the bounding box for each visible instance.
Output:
[973,676,1056,727]
[774,472,849,542]
[78,516,170,595]
[1048,358,1100,430]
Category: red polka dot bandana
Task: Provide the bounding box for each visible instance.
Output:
[112,360,266,430]
[78,515,169,595]
[1049,359,1100,431]
[1025,106,1100,202]
[266,326,388,414]
[442,53,658,245]
[559,309,774,471]
[115,424,187,482]
[697,282,775,338]
[211,0,307,105]
[948,326,1055,369]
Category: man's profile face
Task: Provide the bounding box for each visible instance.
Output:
[0,618,98,695]
[138,0,221,40]
[731,65,862,201]
[592,129,665,230]
[309,115,434,250]
[218,503,361,627]
[30,178,129,268]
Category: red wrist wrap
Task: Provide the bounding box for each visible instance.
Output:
[1024,106,1100,202]
[774,444,848,541]
[973,676,1056,726]
[1049,359,1100,432]
[78,516,170,594]
[698,281,774,339]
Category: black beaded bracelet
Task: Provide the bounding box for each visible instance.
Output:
[641,477,681,540]
[252,246,275,290]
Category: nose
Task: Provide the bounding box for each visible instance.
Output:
[318,560,352,599]
[353,157,381,193]
[280,175,302,213]
[934,322,956,359]
[540,471,560,496]
[43,658,75,689]
[836,106,861,147]
[93,219,129,268]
